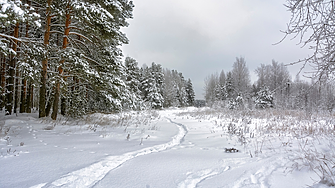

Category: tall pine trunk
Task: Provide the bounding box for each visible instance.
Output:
[14,24,23,114]
[20,79,26,113]
[14,64,19,114]
[61,97,66,115]
[26,83,32,113]
[51,4,71,120]
[39,0,52,118]
[45,87,54,116]
[6,22,19,115]
[0,54,5,110]
[20,20,30,113]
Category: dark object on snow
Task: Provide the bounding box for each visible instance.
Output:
[126,134,130,141]
[225,148,239,153]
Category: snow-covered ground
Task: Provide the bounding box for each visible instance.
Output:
[0,108,334,188]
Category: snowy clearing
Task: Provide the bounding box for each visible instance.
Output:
[0,108,334,188]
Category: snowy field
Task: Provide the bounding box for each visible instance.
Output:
[0,108,334,188]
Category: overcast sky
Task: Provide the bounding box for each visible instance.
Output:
[121,0,312,99]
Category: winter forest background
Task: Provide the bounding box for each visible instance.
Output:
[0,0,195,119]
[0,0,335,118]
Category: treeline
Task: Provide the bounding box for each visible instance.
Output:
[0,0,195,119]
[205,57,335,112]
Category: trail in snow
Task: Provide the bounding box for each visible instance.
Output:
[177,166,230,188]
[34,117,188,188]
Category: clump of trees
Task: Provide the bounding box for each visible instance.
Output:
[0,0,135,119]
[123,57,195,110]
[205,57,251,109]
[0,1,195,119]
[204,57,335,112]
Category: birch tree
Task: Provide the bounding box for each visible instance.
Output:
[231,57,250,96]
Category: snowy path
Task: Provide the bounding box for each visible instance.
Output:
[177,166,230,188]
[35,118,188,188]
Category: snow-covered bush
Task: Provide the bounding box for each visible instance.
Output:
[228,95,244,110]
[254,86,273,109]
[290,139,335,187]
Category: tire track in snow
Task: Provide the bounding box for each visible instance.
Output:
[35,117,187,188]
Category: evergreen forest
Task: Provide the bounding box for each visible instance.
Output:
[0,0,195,119]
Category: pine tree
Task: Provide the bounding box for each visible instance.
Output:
[1,0,40,114]
[150,62,164,97]
[224,72,235,100]
[214,83,225,101]
[140,65,163,109]
[51,0,134,118]
[254,86,274,109]
[176,72,187,107]
[185,78,195,106]
[123,57,143,110]
[1,0,134,118]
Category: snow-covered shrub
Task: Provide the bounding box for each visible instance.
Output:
[290,139,335,187]
[228,95,244,110]
[0,125,10,138]
[254,86,274,109]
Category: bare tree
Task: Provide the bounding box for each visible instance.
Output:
[255,64,271,88]
[204,72,218,105]
[284,0,335,79]
[231,57,250,95]
[255,60,291,108]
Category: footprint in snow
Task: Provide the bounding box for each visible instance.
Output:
[250,174,257,184]
[224,166,230,171]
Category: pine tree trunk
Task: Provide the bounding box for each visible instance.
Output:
[51,82,60,120]
[26,83,32,113]
[61,97,66,115]
[39,0,53,118]
[51,4,71,120]
[20,19,29,113]
[0,54,5,110]
[45,87,54,116]
[6,22,20,115]
[14,24,23,114]
[14,66,19,114]
[6,57,14,115]
[20,79,26,113]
